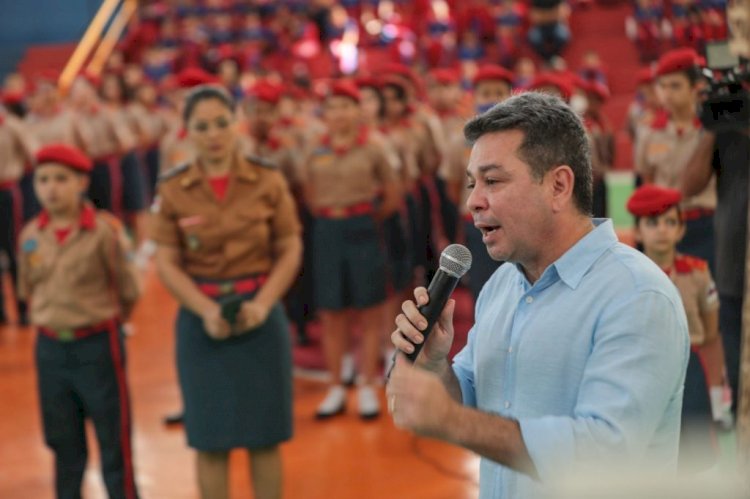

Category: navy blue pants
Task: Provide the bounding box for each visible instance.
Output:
[677,214,715,276]
[0,185,26,322]
[36,325,139,499]
[719,293,742,414]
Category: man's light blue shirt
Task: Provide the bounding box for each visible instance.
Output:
[452,219,690,498]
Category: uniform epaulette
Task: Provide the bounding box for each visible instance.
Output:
[675,254,708,274]
[98,210,124,233]
[157,163,190,183]
[246,154,277,170]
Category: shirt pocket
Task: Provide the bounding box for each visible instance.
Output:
[234,208,272,244]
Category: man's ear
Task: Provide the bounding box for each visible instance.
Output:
[548,165,576,213]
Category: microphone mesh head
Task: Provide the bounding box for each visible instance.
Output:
[439,244,472,278]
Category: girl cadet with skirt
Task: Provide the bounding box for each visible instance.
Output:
[151,85,302,499]
[302,81,400,419]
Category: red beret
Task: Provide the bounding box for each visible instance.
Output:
[382,63,417,85]
[2,91,25,105]
[79,69,101,88]
[356,76,380,90]
[527,73,573,101]
[473,65,514,87]
[250,80,282,104]
[626,185,682,217]
[636,67,655,86]
[429,68,459,85]
[36,144,93,173]
[327,81,360,103]
[655,48,703,78]
[176,67,221,88]
[380,74,409,91]
[584,80,610,101]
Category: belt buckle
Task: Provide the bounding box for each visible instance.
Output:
[331,207,345,218]
[57,329,75,342]
[219,282,234,295]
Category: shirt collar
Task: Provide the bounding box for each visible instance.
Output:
[37,202,97,231]
[551,218,618,290]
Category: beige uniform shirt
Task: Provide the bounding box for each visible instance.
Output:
[636,113,717,210]
[439,133,472,216]
[301,128,396,211]
[76,105,134,160]
[0,113,36,182]
[127,103,169,148]
[24,108,81,148]
[668,254,720,345]
[17,204,141,330]
[150,154,301,279]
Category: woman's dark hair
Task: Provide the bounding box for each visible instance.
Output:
[183,85,236,123]
[464,92,593,215]
[361,84,386,120]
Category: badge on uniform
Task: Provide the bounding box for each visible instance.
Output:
[186,234,201,251]
[22,239,38,253]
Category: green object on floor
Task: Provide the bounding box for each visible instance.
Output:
[606,171,636,230]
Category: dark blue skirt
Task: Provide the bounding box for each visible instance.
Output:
[176,300,293,451]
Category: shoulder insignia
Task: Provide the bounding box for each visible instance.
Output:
[157,163,190,183]
[98,211,125,232]
[245,154,277,170]
[675,254,707,274]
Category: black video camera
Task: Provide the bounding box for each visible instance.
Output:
[700,41,750,133]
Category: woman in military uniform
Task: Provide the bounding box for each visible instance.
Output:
[151,85,302,499]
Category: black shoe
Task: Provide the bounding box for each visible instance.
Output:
[163,412,184,426]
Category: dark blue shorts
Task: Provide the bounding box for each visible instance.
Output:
[120,151,148,213]
[312,215,387,311]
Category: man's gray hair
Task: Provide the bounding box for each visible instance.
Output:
[463,92,593,215]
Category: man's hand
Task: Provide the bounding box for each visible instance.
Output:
[235,300,270,334]
[392,287,456,370]
[386,354,460,439]
[202,303,231,340]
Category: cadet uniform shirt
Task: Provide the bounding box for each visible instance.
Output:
[636,112,716,210]
[439,133,472,215]
[253,127,303,190]
[379,120,420,187]
[17,204,141,331]
[24,109,81,147]
[150,154,301,279]
[127,102,169,148]
[0,114,36,182]
[76,106,134,159]
[668,254,720,346]
[300,128,396,211]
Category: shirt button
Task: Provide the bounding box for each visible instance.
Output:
[504,401,511,409]
[525,296,534,304]
[508,346,513,353]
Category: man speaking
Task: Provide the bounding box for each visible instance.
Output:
[388,92,690,497]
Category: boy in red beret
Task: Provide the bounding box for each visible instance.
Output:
[627,184,729,469]
[17,143,141,498]
[635,47,716,273]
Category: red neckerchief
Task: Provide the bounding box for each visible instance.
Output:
[38,202,97,230]
[650,109,702,135]
[322,126,369,156]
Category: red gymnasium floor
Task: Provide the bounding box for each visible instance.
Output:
[0,266,479,499]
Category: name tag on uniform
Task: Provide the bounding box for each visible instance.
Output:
[647,142,671,156]
[178,215,207,228]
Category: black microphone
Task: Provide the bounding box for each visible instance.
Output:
[405,244,472,363]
